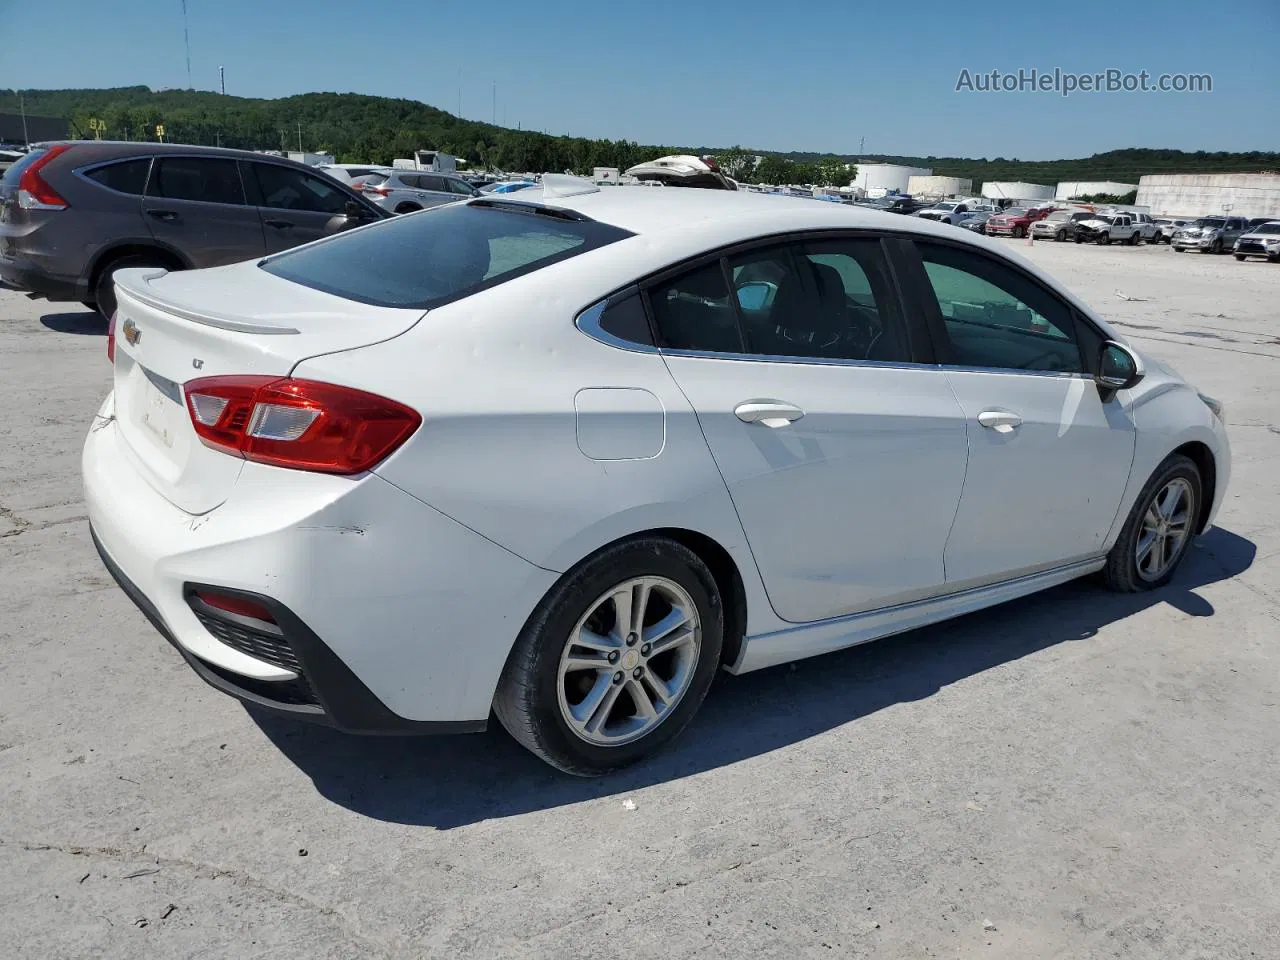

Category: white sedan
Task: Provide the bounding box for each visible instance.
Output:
[84,179,1230,775]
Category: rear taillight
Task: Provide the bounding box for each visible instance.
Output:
[106,311,117,363]
[367,184,390,196]
[183,376,421,475]
[17,144,73,210]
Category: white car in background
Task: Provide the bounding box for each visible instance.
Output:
[84,181,1230,775]
[1232,221,1280,262]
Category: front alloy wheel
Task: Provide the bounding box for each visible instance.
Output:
[1103,454,1202,592]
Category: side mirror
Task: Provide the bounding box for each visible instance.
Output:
[1097,341,1144,395]
[344,199,368,220]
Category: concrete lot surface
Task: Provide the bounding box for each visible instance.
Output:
[1,238,1278,959]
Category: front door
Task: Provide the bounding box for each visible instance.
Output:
[141,156,266,267]
[651,237,969,623]
[245,161,353,253]
[909,240,1137,588]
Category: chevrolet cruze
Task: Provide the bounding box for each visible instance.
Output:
[84,179,1230,774]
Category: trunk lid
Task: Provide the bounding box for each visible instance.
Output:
[110,261,425,514]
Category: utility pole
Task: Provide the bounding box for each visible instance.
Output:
[457,66,462,117]
[19,94,29,148]
[858,136,865,155]
[181,0,193,89]
[492,81,496,125]
[297,122,303,153]
[219,66,226,95]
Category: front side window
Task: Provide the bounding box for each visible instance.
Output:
[420,175,448,192]
[446,178,476,196]
[916,241,1082,373]
[260,202,632,308]
[84,157,151,195]
[149,157,245,205]
[252,164,348,215]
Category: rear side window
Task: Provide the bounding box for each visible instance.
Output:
[84,158,151,195]
[597,293,653,346]
[420,175,448,192]
[260,202,633,308]
[149,157,245,205]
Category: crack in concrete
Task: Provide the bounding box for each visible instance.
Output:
[0,503,88,539]
[7,837,398,959]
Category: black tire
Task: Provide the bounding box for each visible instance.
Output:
[1074,235,1085,244]
[1173,246,1184,252]
[1102,454,1202,593]
[394,203,421,214]
[1055,230,1065,242]
[1210,239,1222,255]
[1013,226,1025,238]
[1097,235,1110,245]
[92,255,175,321]
[1235,254,1246,261]
[494,536,724,776]
[1127,233,1139,245]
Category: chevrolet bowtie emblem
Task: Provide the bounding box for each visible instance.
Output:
[122,318,142,346]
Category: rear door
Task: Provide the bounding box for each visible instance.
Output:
[905,239,1136,588]
[652,235,969,623]
[244,161,352,253]
[416,174,457,208]
[142,156,267,266]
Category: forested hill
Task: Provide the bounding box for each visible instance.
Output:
[2,87,1276,185]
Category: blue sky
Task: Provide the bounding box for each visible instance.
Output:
[1,0,1276,158]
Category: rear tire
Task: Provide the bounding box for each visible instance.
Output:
[1235,254,1246,261]
[394,203,422,214]
[1102,454,1201,592]
[1210,239,1223,254]
[494,537,724,776]
[92,255,175,321]
[1173,246,1185,252]
[1013,226,1025,238]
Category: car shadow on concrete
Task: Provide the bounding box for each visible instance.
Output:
[251,526,1255,829]
[40,310,105,335]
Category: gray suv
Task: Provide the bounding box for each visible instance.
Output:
[0,141,387,318]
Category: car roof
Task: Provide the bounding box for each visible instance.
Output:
[34,140,339,171]
[490,182,1042,247]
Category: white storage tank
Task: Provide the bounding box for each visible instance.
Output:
[907,175,972,198]
[854,163,931,197]
[1055,181,1138,200]
[1136,173,1280,219]
[982,182,1055,202]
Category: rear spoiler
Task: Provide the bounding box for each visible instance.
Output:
[114,268,301,335]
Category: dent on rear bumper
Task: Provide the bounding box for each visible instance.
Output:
[84,401,558,724]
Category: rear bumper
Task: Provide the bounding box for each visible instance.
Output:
[91,528,484,733]
[83,393,558,732]
[0,253,83,301]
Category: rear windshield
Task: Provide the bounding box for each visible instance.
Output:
[260,201,633,308]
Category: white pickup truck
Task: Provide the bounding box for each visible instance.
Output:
[1074,213,1143,245]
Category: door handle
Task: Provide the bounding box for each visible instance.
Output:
[147,209,179,222]
[263,218,294,229]
[977,410,1022,433]
[734,400,805,428]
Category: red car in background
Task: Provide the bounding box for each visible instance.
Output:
[985,205,1054,238]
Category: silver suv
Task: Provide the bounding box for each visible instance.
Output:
[1172,216,1250,254]
[362,170,479,214]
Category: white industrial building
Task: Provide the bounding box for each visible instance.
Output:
[1136,173,1280,219]
[982,181,1055,202]
[854,162,931,197]
[907,175,972,199]
[1055,181,1137,200]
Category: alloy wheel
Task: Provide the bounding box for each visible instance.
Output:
[556,576,701,746]
[1135,478,1195,582]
